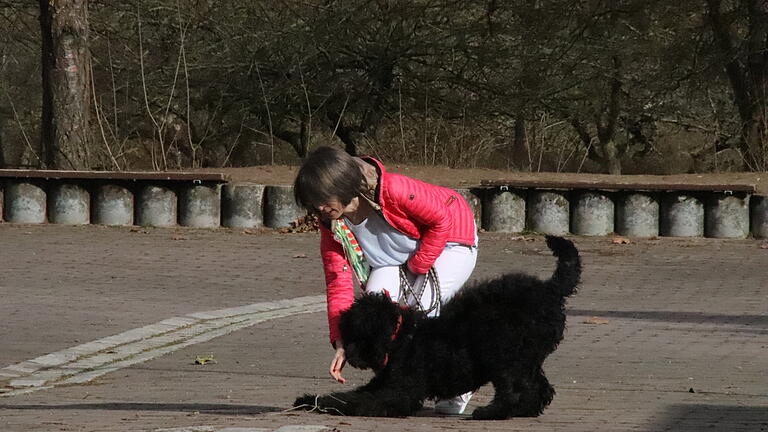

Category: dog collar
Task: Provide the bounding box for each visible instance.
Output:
[390,314,403,341]
[382,315,404,368]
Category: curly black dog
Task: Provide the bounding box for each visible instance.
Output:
[294,235,581,420]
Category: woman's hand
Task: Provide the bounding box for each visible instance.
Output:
[401,263,420,287]
[329,343,347,383]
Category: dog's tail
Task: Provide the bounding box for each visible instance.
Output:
[545,235,581,298]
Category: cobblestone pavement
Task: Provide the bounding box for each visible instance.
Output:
[0,224,766,432]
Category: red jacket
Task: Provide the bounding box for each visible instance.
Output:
[320,157,476,344]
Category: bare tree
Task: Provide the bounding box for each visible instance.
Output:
[39,0,91,169]
[706,0,768,169]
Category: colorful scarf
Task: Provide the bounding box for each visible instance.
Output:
[333,218,370,286]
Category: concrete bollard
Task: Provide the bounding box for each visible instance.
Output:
[454,188,482,230]
[3,181,47,224]
[136,184,177,227]
[48,182,90,225]
[222,183,265,228]
[660,193,704,237]
[750,195,768,239]
[526,191,569,235]
[571,191,614,236]
[705,193,750,238]
[616,192,659,237]
[482,188,526,233]
[93,184,134,226]
[264,185,306,228]
[180,184,221,228]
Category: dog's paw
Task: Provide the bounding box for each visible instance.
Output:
[293,393,319,409]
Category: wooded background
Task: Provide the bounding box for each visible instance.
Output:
[0,0,766,174]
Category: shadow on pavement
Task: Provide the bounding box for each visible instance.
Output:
[0,402,283,415]
[569,309,768,328]
[648,403,768,431]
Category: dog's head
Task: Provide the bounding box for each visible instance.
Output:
[339,292,402,371]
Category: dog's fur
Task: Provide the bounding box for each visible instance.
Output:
[294,235,581,420]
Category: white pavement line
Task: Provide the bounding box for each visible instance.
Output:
[155,428,271,432]
[154,426,328,432]
[0,295,325,398]
[274,426,330,432]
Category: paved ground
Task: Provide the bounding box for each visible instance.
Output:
[0,224,766,431]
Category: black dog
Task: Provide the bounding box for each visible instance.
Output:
[295,236,581,420]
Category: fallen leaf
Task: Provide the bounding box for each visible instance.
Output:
[760,242,768,249]
[171,234,187,241]
[293,253,308,258]
[612,236,631,245]
[583,316,610,325]
[278,215,320,233]
[194,354,217,365]
[242,228,260,235]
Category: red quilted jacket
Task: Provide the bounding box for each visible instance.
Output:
[320,156,476,344]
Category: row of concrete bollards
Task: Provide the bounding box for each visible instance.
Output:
[2,180,767,238]
[479,189,768,239]
[0,181,302,229]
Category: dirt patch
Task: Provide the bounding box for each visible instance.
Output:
[196,164,768,195]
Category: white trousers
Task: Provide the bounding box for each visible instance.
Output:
[365,241,478,317]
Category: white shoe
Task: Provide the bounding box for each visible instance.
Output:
[434,391,473,415]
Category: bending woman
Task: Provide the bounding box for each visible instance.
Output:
[294,146,478,415]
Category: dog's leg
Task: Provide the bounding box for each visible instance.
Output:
[294,390,363,416]
[471,372,520,420]
[355,385,425,417]
[514,368,555,417]
[473,367,554,420]
[293,374,386,416]
[294,384,424,417]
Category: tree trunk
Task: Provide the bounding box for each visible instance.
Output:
[298,114,310,158]
[39,0,91,170]
[706,0,768,169]
[743,0,767,167]
[335,127,359,156]
[596,56,623,175]
[511,116,530,170]
[0,118,5,168]
[602,139,622,175]
[743,112,767,168]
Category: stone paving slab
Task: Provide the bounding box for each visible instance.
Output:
[1,296,324,396]
[0,225,766,431]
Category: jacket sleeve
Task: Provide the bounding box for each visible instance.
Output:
[386,175,452,274]
[319,223,354,345]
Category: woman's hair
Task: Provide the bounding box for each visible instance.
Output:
[294,146,364,213]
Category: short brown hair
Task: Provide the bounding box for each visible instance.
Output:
[294,146,364,213]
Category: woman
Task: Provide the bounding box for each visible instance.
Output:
[294,146,478,414]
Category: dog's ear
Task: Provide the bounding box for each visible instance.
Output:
[339,292,401,343]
